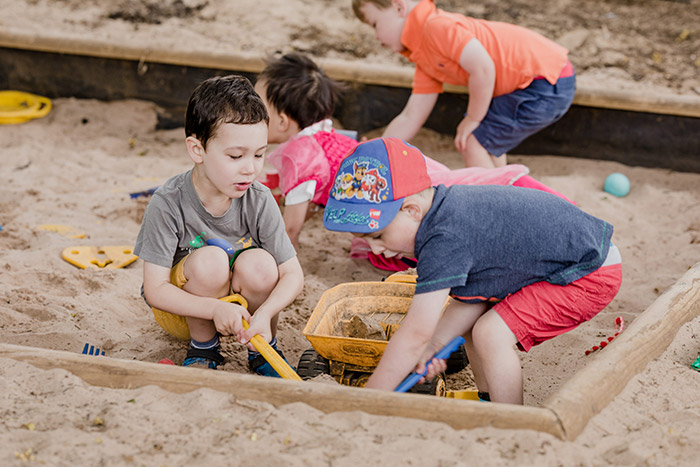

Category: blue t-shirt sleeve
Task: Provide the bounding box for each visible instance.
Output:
[415,230,473,294]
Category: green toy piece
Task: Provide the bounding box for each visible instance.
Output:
[692,355,700,372]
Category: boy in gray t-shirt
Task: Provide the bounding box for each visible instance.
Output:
[324,137,622,403]
[134,75,303,375]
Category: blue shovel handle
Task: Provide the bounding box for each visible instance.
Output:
[206,238,235,256]
[394,336,465,393]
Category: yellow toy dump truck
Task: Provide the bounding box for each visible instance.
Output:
[297,276,468,395]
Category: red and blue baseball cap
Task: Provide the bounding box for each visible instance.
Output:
[323,137,431,233]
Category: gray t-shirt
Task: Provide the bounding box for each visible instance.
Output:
[134,169,296,269]
[414,185,613,301]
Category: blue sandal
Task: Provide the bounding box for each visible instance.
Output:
[183,347,224,370]
[248,342,293,377]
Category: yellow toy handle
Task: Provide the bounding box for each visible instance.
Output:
[220,295,302,381]
[31,96,52,118]
[0,91,52,123]
[384,273,417,284]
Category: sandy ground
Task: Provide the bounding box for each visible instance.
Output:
[1,98,699,465]
[1,0,698,96]
[1,0,700,465]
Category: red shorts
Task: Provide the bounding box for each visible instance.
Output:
[493,264,622,352]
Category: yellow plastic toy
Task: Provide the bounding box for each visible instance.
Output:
[299,280,468,395]
[383,273,417,284]
[154,294,301,381]
[0,91,52,124]
[61,246,138,269]
[220,295,301,380]
[36,224,86,239]
[446,389,479,400]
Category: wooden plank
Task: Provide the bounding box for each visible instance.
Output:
[0,342,565,438]
[2,46,699,173]
[543,262,700,440]
[1,27,699,118]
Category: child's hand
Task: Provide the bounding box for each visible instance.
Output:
[240,314,272,350]
[212,301,251,337]
[415,343,448,383]
[418,357,448,383]
[454,116,481,153]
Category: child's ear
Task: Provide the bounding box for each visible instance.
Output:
[277,111,293,133]
[401,198,423,221]
[186,136,205,164]
[392,0,409,17]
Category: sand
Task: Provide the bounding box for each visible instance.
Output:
[1,0,700,464]
[2,97,699,464]
[1,0,699,96]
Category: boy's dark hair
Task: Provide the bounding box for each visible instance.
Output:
[257,53,343,129]
[185,74,269,149]
[352,0,391,23]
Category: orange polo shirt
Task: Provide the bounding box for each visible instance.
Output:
[401,0,569,97]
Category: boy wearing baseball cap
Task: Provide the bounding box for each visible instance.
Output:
[323,138,622,403]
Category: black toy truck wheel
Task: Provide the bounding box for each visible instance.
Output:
[296,348,330,380]
[408,373,446,397]
[445,343,469,374]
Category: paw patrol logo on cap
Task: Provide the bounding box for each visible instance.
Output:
[331,159,390,204]
[323,138,430,233]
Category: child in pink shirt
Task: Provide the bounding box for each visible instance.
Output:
[353,0,576,169]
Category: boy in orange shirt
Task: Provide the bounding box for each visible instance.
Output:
[352,0,576,169]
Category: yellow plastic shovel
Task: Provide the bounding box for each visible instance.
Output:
[220,295,302,381]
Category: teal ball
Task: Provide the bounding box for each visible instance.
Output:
[604,173,630,197]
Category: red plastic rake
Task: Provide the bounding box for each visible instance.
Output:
[585,316,625,355]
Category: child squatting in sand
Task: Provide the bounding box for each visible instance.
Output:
[255,52,574,271]
[352,0,576,169]
[134,75,303,376]
[323,138,622,403]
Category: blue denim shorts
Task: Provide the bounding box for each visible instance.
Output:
[472,74,576,157]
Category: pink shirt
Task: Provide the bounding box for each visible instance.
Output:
[268,121,531,206]
[267,121,358,206]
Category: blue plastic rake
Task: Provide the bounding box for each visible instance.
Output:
[395,336,465,393]
[82,343,105,356]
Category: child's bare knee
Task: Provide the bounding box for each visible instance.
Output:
[470,319,488,346]
[471,315,501,348]
[186,246,231,285]
[233,250,279,292]
[472,311,518,352]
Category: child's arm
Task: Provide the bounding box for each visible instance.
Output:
[364,288,450,390]
[382,92,439,142]
[454,38,496,153]
[142,261,251,337]
[415,300,490,381]
[240,255,304,344]
[282,201,309,249]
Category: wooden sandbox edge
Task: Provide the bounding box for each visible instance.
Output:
[1,28,699,118]
[2,265,698,441]
[0,342,565,439]
[544,262,700,440]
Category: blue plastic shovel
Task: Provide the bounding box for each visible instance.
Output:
[394,336,466,393]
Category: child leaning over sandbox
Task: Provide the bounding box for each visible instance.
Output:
[133,75,303,376]
[254,52,572,271]
[352,0,576,169]
[323,138,622,403]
